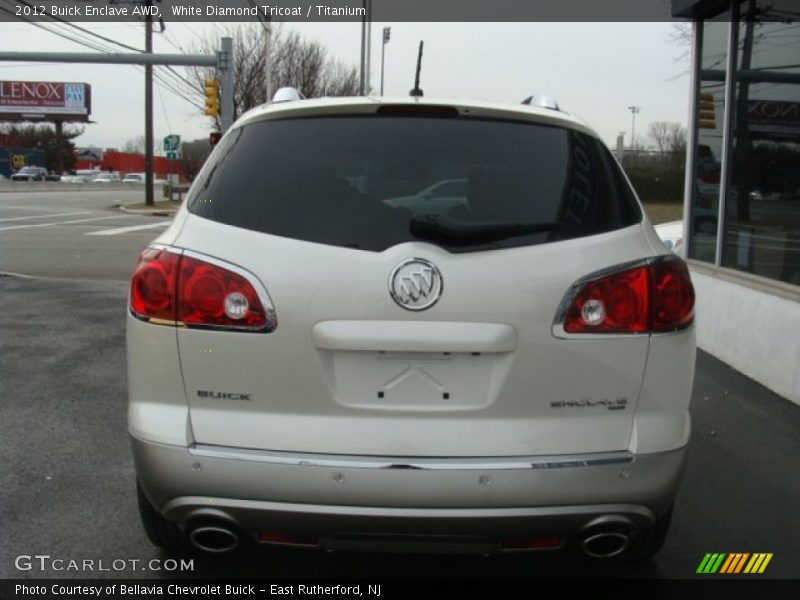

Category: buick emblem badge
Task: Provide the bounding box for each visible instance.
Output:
[389,258,443,311]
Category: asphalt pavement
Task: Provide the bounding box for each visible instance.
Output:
[0,188,172,280]
[1,190,799,581]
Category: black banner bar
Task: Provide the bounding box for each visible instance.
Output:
[2,579,800,600]
[0,0,685,23]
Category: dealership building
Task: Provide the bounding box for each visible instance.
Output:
[673,0,799,403]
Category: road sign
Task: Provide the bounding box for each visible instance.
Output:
[163,134,180,152]
[166,151,177,159]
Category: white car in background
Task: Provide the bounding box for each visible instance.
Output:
[93,172,121,183]
[129,92,696,560]
[123,173,145,184]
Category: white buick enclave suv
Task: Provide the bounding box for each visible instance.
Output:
[128,92,695,559]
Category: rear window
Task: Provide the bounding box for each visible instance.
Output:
[187,115,641,252]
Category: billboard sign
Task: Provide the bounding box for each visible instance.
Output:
[0,81,91,121]
[748,100,800,140]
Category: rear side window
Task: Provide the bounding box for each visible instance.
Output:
[188,116,641,252]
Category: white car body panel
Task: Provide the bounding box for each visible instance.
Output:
[127,95,696,556]
[143,214,674,457]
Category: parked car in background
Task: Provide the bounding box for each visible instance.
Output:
[123,173,145,184]
[93,172,121,183]
[61,169,102,183]
[60,174,88,183]
[10,166,48,181]
[384,178,469,213]
[129,91,696,561]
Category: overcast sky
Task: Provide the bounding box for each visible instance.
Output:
[0,21,691,151]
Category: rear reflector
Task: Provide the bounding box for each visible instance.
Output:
[557,257,694,335]
[500,538,562,551]
[130,246,276,332]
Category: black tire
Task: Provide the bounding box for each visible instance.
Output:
[136,481,192,553]
[627,506,673,561]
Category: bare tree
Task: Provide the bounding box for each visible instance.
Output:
[649,121,687,154]
[667,22,693,80]
[122,135,146,154]
[183,24,359,121]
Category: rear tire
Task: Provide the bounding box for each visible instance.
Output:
[136,481,192,553]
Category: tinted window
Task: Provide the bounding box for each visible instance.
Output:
[188,116,641,252]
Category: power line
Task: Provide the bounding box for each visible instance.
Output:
[0,6,208,115]
[5,0,142,53]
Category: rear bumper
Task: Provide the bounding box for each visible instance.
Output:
[133,437,686,551]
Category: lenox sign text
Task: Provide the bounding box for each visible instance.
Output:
[0,81,64,105]
[0,81,90,118]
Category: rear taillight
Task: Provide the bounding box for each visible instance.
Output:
[556,257,694,335]
[130,246,276,332]
[130,247,179,322]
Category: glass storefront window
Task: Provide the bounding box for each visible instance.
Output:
[689,18,730,263]
[688,0,800,286]
[722,14,800,284]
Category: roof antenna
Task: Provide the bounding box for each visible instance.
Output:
[409,41,424,97]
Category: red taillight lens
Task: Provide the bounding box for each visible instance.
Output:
[177,254,269,330]
[130,247,275,332]
[564,266,650,334]
[560,258,694,335]
[130,248,179,321]
[650,259,695,332]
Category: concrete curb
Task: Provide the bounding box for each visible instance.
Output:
[119,205,178,217]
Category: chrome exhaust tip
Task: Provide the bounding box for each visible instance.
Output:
[580,531,630,558]
[188,525,240,554]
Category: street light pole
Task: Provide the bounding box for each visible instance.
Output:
[380,27,391,96]
[627,105,640,150]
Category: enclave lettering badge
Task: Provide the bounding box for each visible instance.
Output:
[551,398,628,411]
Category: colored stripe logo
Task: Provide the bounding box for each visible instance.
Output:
[697,553,773,574]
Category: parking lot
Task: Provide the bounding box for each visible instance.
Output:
[1,190,799,580]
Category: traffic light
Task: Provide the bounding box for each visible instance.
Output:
[204,78,220,118]
[698,92,716,130]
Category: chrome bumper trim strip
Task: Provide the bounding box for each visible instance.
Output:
[188,444,634,471]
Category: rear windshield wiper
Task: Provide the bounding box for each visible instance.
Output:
[409,213,557,246]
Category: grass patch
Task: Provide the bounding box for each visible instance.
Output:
[643,202,683,225]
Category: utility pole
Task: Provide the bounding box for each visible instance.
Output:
[54,120,64,174]
[735,0,757,223]
[380,27,391,96]
[219,37,234,133]
[627,105,640,151]
[144,0,154,206]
